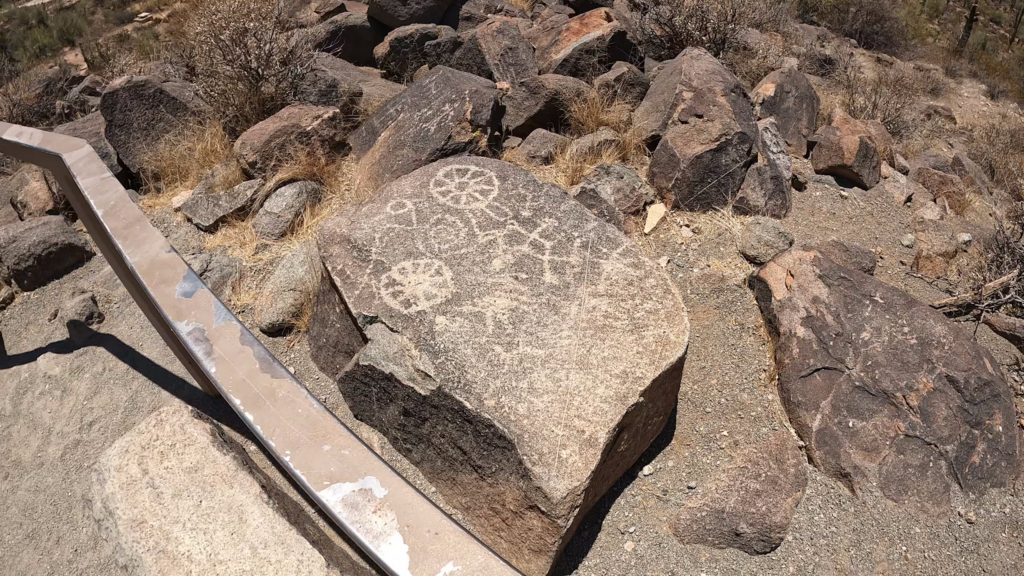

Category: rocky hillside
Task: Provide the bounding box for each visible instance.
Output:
[3,1,1024,575]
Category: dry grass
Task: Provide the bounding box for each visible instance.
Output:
[566,89,634,137]
[138,121,239,209]
[506,0,537,11]
[967,115,1024,200]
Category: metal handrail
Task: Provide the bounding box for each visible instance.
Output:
[0,122,522,576]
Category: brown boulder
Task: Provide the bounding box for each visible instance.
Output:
[99,76,209,176]
[642,48,758,211]
[348,66,503,194]
[751,248,1021,518]
[317,156,689,576]
[368,0,455,27]
[673,430,807,555]
[234,104,351,178]
[308,11,388,67]
[300,53,404,115]
[0,216,94,291]
[441,0,528,30]
[528,8,638,80]
[373,23,461,82]
[593,61,650,107]
[809,109,881,189]
[750,66,820,157]
[569,162,653,231]
[911,167,968,214]
[502,73,590,137]
[505,128,569,166]
[450,16,538,84]
[7,165,57,220]
[54,112,125,183]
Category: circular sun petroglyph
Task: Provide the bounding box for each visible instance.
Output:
[430,165,500,210]
[379,259,454,313]
[421,214,470,256]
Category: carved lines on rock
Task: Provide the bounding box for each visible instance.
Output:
[379,259,454,313]
[430,165,500,210]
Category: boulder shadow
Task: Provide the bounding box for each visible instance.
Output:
[0,322,248,436]
[551,404,679,576]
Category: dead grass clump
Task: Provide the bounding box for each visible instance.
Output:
[967,117,1024,199]
[172,0,314,135]
[138,121,237,208]
[724,35,788,89]
[566,90,633,137]
[624,0,791,61]
[831,52,921,139]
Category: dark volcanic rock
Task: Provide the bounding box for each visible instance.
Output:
[674,430,807,555]
[373,23,461,81]
[7,165,57,220]
[442,0,528,30]
[308,11,388,67]
[505,128,568,166]
[502,73,590,137]
[570,163,653,231]
[368,0,455,27]
[813,239,877,275]
[302,53,404,116]
[181,179,265,232]
[751,248,1022,517]
[641,48,758,211]
[99,76,209,176]
[348,66,503,194]
[593,61,650,107]
[750,66,820,157]
[450,16,538,84]
[318,156,689,576]
[0,216,93,291]
[54,112,125,183]
[734,118,792,218]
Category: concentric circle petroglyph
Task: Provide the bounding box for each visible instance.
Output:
[379,259,454,313]
[429,165,500,209]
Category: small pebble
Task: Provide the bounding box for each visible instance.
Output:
[623,541,635,552]
[641,465,654,477]
[901,233,916,249]
[687,481,697,490]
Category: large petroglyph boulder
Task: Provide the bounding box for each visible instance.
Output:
[750,248,1021,518]
[750,66,820,157]
[316,157,689,575]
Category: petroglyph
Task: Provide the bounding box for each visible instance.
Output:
[317,157,689,576]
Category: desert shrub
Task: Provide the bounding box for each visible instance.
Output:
[0,4,90,64]
[968,117,1024,199]
[624,0,791,61]
[82,29,165,78]
[724,34,788,88]
[831,52,921,138]
[795,0,909,54]
[0,58,80,127]
[171,0,314,135]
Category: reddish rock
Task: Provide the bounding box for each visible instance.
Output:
[450,16,538,84]
[6,165,56,220]
[528,8,638,79]
[234,104,352,178]
[809,109,881,189]
[751,248,1021,518]
[911,167,968,214]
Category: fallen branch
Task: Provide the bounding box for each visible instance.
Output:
[931,269,1019,311]
[983,312,1024,351]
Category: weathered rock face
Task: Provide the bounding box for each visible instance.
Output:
[750,66,820,157]
[529,8,638,79]
[738,217,792,265]
[309,11,389,67]
[0,216,93,291]
[673,430,807,555]
[570,163,653,231]
[7,165,57,220]
[594,61,650,107]
[450,16,538,84]
[253,181,322,240]
[911,217,958,277]
[813,238,876,275]
[297,53,365,110]
[180,179,264,232]
[256,243,321,335]
[911,166,968,214]
[54,111,125,183]
[751,248,1022,517]
[369,0,455,27]
[506,128,568,166]
[809,109,881,189]
[303,54,404,116]
[99,76,209,175]
[317,156,689,575]
[348,66,503,194]
[234,104,351,178]
[640,49,757,210]
[502,73,590,137]
[734,118,792,218]
[65,74,107,113]
[373,23,460,81]
[91,405,340,576]
[442,0,528,30]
